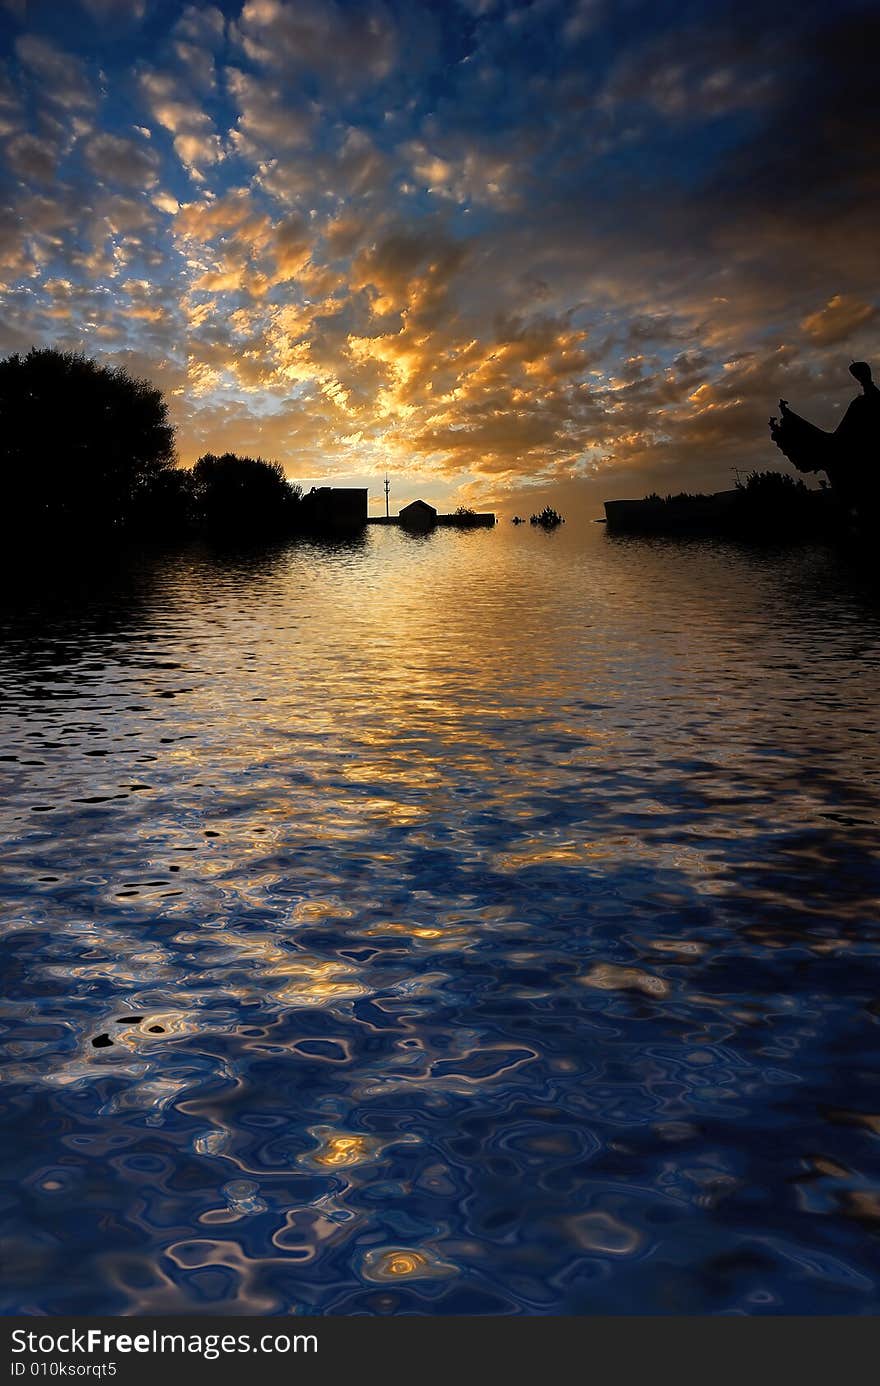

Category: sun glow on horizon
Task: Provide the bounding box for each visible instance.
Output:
[0,0,877,516]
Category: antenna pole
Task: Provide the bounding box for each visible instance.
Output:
[384,475,390,518]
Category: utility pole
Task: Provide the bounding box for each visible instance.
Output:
[384,475,391,517]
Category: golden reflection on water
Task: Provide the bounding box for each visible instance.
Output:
[494,839,612,869]
[581,963,670,998]
[274,965,370,1008]
[360,1246,458,1283]
[312,1135,371,1167]
[297,1125,417,1171]
[4,526,880,1314]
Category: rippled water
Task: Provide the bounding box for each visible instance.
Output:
[2,523,880,1315]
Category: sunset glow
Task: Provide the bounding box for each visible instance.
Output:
[0,0,877,514]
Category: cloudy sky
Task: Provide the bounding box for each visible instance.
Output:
[0,0,877,515]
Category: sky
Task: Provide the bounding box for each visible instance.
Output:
[0,0,877,517]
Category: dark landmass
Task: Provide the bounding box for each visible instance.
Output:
[0,349,315,544]
[605,471,848,542]
[369,501,495,529]
[605,364,879,546]
[0,348,500,549]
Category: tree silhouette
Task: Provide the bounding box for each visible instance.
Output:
[0,347,176,532]
[129,465,196,534]
[192,452,301,532]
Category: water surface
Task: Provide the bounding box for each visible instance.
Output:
[2,524,880,1314]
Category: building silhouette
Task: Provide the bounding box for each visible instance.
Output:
[399,498,438,530]
[300,486,368,530]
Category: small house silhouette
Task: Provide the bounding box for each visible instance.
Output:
[399,499,438,530]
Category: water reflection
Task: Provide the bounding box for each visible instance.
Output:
[1,525,880,1314]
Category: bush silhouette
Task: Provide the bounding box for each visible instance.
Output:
[0,347,176,531]
[730,469,830,537]
[735,469,808,499]
[530,506,563,527]
[192,453,301,532]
